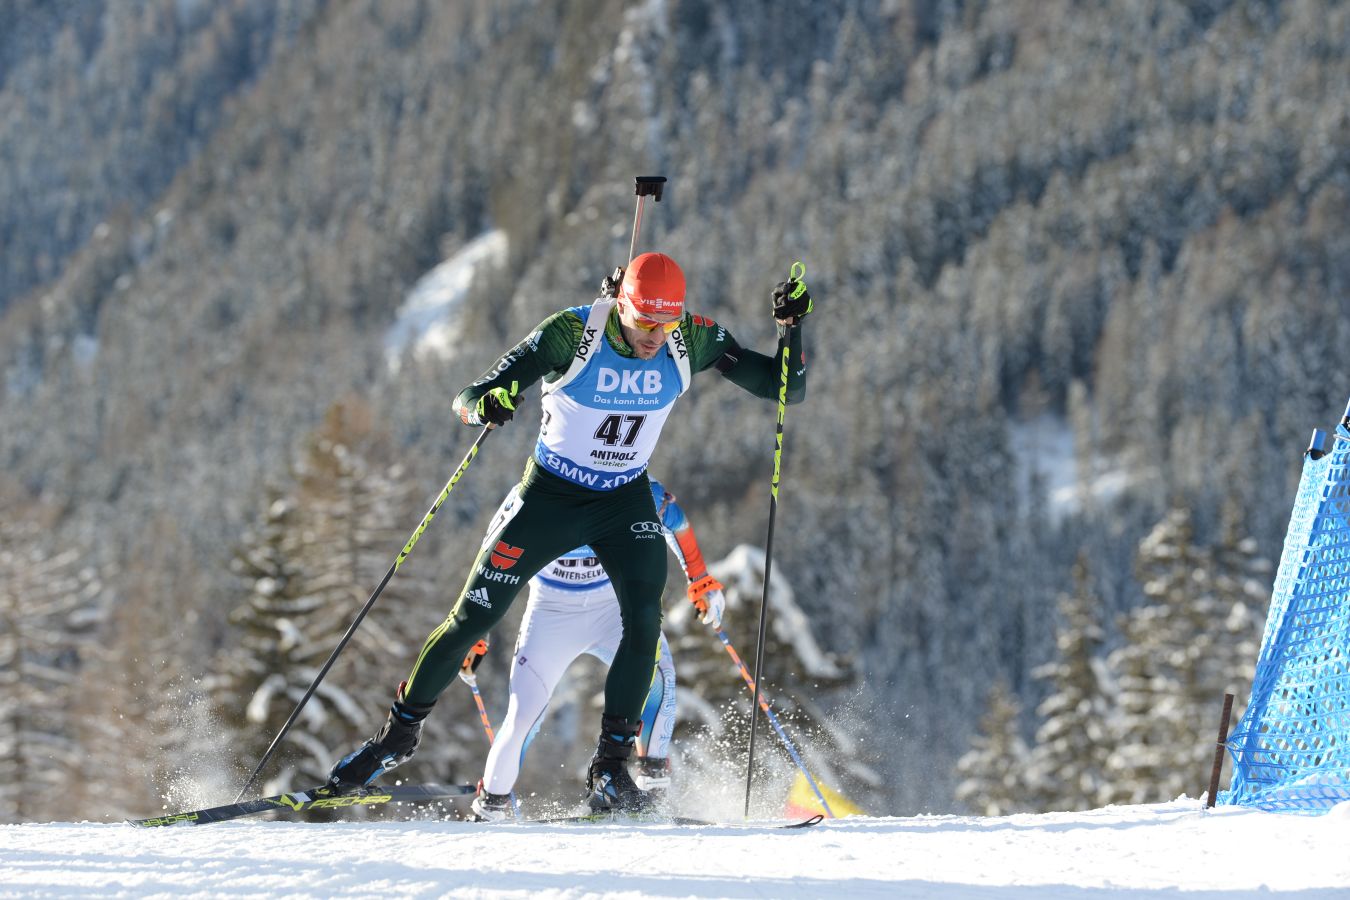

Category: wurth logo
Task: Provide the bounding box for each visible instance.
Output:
[490,541,523,569]
[478,565,521,585]
[465,588,492,609]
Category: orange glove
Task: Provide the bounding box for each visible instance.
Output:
[686,574,726,628]
[458,638,489,684]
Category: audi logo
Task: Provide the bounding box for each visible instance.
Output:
[631,521,666,534]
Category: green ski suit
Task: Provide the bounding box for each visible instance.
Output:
[402,299,807,723]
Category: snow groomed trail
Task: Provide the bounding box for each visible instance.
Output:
[3,799,1349,898]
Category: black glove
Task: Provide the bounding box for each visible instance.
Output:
[475,381,519,427]
[600,267,624,299]
[771,280,812,324]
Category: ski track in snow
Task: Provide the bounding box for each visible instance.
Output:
[3,800,1349,899]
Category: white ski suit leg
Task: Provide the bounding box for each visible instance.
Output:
[480,582,678,795]
[481,584,613,795]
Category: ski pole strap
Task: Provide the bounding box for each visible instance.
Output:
[789,261,807,298]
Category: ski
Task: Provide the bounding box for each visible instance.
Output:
[127,782,476,827]
[525,811,824,829]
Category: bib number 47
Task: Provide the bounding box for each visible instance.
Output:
[594,414,645,447]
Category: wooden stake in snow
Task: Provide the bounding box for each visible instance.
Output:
[1206,692,1235,808]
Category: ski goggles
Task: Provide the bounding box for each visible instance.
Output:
[621,301,681,333]
[631,315,680,334]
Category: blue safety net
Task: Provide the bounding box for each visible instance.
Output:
[1221,421,1350,814]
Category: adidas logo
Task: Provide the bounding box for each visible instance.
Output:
[466,587,492,609]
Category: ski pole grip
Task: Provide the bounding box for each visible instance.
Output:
[635,175,666,201]
[789,261,807,299]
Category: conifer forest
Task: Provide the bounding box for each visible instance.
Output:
[1,0,1347,821]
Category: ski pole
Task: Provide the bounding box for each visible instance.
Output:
[744,260,807,819]
[626,175,666,265]
[236,427,493,802]
[715,626,835,817]
[467,679,497,743]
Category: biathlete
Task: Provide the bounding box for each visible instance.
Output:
[327,251,811,810]
[463,477,724,821]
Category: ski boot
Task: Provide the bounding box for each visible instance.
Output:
[586,715,653,812]
[327,681,433,793]
[470,781,514,822]
[634,756,672,799]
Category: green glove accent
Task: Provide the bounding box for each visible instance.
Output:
[788,261,812,313]
[476,380,519,426]
[772,261,812,323]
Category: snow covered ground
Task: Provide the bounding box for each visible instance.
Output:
[3,799,1348,898]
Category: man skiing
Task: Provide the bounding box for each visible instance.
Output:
[327,250,811,811]
[463,477,724,821]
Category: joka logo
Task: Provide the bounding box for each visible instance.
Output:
[630,521,666,535]
[466,587,492,608]
[490,541,523,569]
[597,368,663,394]
[577,326,597,361]
[669,327,688,359]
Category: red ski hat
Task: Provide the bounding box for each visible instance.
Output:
[620,252,685,322]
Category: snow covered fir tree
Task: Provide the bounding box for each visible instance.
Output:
[1024,555,1113,812]
[956,508,1271,813]
[954,679,1030,816]
[1100,508,1268,805]
[0,504,110,821]
[0,1,1347,822]
[211,401,487,795]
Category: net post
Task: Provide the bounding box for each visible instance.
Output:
[1306,428,1328,460]
[1206,692,1235,809]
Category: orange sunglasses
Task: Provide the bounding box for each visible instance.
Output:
[622,302,681,333]
[632,315,680,334]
